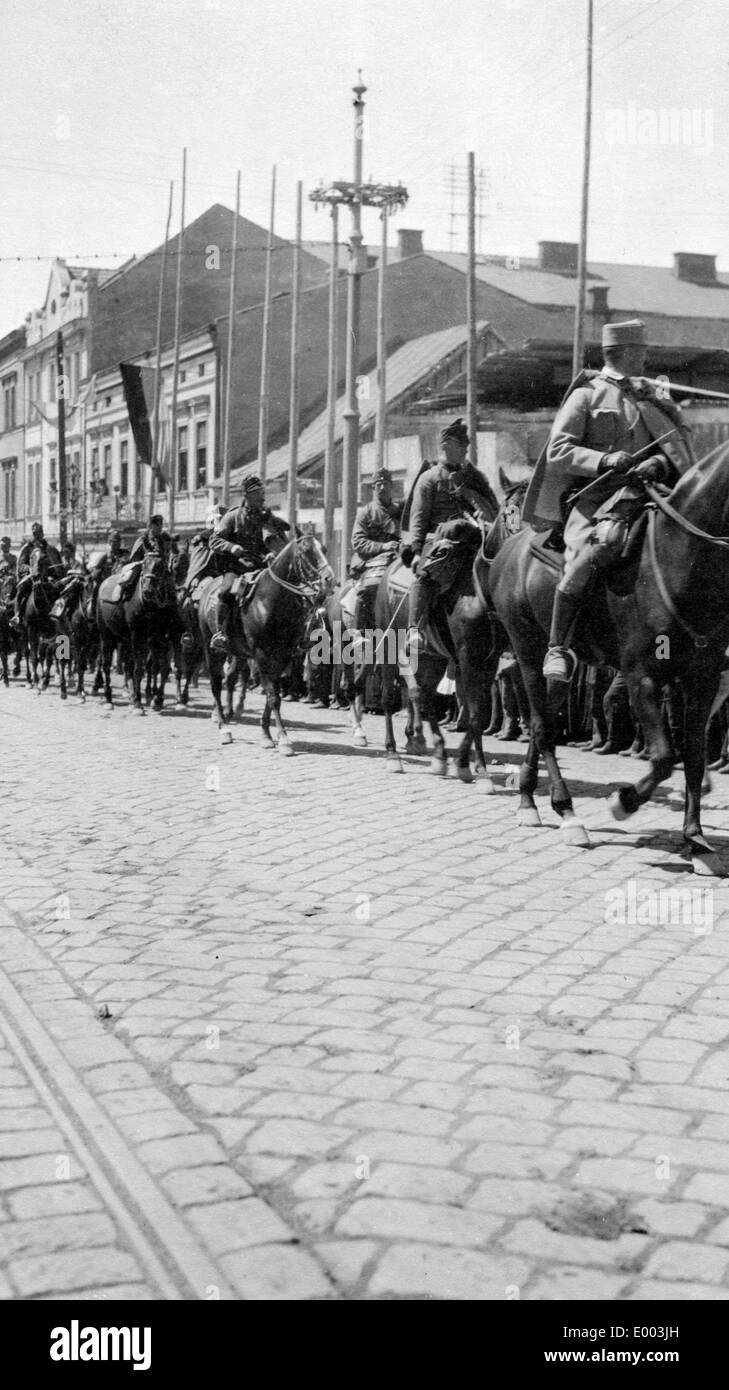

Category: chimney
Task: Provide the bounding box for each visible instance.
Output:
[673,251,717,284]
[397,228,424,259]
[538,240,578,274]
[588,284,610,318]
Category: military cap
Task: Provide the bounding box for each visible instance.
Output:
[440,418,469,446]
[602,319,647,348]
[0,536,10,546]
[150,514,164,526]
[31,521,44,533]
[243,475,264,495]
[373,467,392,483]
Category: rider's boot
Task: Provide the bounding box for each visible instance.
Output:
[542,589,581,682]
[406,573,432,662]
[210,596,230,654]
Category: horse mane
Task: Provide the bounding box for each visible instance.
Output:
[668,437,729,534]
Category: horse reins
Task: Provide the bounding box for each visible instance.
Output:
[266,542,331,602]
[645,489,729,649]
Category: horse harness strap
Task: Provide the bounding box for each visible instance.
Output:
[265,565,321,603]
[646,507,723,651]
[644,482,729,549]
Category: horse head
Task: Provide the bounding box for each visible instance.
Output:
[138,550,172,608]
[293,533,336,597]
[481,479,528,560]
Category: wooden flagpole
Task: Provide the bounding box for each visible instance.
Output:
[167,149,187,536]
[222,170,241,507]
[287,181,303,530]
[149,179,174,519]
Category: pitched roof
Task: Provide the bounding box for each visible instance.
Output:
[231,321,489,483]
[430,250,729,322]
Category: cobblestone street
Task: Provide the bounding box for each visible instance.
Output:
[2,675,729,1300]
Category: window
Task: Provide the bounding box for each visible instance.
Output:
[49,459,57,514]
[134,443,141,498]
[180,371,186,385]
[177,424,188,492]
[195,419,207,489]
[198,363,205,378]
[2,462,16,519]
[2,376,17,431]
[103,443,112,492]
[120,439,129,497]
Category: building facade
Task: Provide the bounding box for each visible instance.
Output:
[0,326,26,544]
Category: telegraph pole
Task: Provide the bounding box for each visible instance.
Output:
[572,0,593,377]
[56,329,67,546]
[168,148,187,536]
[310,75,408,584]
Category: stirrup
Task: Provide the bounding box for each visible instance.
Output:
[542,646,577,682]
[405,626,424,659]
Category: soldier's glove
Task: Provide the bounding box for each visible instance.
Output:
[410,554,421,575]
[633,455,670,485]
[230,544,244,559]
[599,450,633,474]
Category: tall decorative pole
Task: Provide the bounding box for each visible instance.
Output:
[374,205,388,473]
[150,180,174,519]
[466,151,478,467]
[56,329,67,546]
[258,164,276,487]
[287,181,303,530]
[322,202,339,555]
[168,148,187,536]
[222,170,241,506]
[341,72,366,586]
[572,0,594,377]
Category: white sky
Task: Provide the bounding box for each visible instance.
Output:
[0,0,726,337]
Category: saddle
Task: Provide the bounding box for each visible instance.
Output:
[111,561,142,602]
[529,508,649,593]
[386,556,453,662]
[230,569,262,608]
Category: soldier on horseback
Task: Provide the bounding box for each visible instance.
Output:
[0,537,16,577]
[406,419,497,656]
[11,523,55,628]
[351,467,402,632]
[209,476,290,653]
[526,320,694,682]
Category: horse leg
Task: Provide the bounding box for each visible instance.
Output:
[263,673,293,756]
[456,638,496,791]
[682,677,723,875]
[513,646,589,844]
[380,658,402,771]
[610,672,675,820]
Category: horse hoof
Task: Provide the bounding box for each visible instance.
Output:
[609,787,639,821]
[517,806,541,827]
[691,851,722,877]
[385,755,404,773]
[352,731,368,748]
[455,765,473,784]
[474,775,495,794]
[219,728,233,746]
[430,756,447,776]
[702,774,713,796]
[560,818,590,847]
[405,737,427,756]
[60,691,68,701]
[277,738,294,757]
[260,737,276,751]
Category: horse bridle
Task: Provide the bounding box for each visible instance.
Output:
[266,539,332,602]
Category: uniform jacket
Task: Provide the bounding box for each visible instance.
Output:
[210,503,290,568]
[351,498,402,560]
[409,461,495,555]
[523,368,694,530]
[0,551,16,574]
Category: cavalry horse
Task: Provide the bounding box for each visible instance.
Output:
[97,549,177,711]
[196,533,334,749]
[0,568,22,686]
[372,481,525,780]
[489,445,729,874]
[24,544,64,691]
[49,569,98,701]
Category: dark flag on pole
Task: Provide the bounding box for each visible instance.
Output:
[120,363,170,481]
